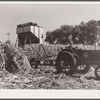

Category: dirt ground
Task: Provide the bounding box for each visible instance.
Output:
[0,65,100,89]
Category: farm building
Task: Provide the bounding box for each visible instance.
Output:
[16,22,45,47]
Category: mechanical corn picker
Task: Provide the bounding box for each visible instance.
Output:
[16,22,100,80]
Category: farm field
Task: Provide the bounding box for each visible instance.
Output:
[0,65,100,89]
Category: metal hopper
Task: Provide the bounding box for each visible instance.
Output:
[16,22,44,47]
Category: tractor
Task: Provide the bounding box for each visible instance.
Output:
[55,45,100,80]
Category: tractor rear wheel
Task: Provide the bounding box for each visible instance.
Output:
[56,53,75,75]
[95,66,100,80]
[75,63,90,74]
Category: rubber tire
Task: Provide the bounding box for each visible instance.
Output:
[95,66,100,80]
[5,60,19,74]
[75,63,90,74]
[55,53,75,75]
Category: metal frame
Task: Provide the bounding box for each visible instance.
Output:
[17,36,58,66]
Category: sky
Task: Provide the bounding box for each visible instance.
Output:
[1,2,100,43]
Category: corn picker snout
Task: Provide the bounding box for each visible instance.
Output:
[0,43,25,74]
[3,44,21,73]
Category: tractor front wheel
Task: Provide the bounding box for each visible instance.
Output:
[75,63,90,74]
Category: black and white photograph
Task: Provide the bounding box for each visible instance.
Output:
[0,1,100,98]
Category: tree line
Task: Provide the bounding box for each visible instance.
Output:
[45,20,100,45]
